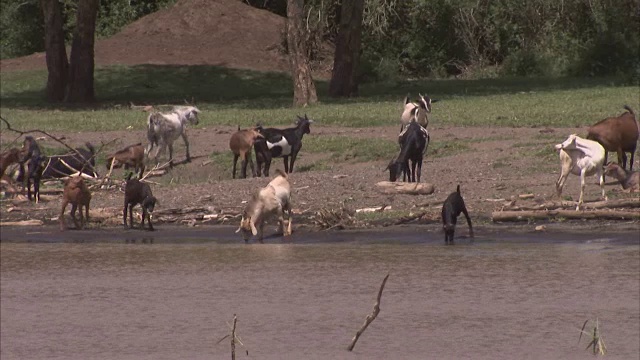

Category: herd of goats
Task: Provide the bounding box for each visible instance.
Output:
[0,95,639,243]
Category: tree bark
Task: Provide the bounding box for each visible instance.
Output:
[286,0,318,107]
[329,0,364,97]
[65,0,99,103]
[40,0,68,102]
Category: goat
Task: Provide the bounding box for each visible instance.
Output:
[229,126,264,179]
[236,169,292,243]
[106,143,145,177]
[59,175,91,231]
[123,173,157,231]
[0,148,22,178]
[254,114,313,177]
[441,185,474,245]
[145,105,200,166]
[18,136,44,202]
[554,134,607,210]
[38,142,98,180]
[400,93,438,129]
[586,105,639,173]
[604,162,640,192]
[387,121,428,182]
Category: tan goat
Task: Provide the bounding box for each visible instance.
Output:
[106,143,146,177]
[236,169,292,243]
[604,162,640,192]
[59,175,92,231]
[229,126,263,178]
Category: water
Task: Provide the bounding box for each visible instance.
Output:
[1,231,639,359]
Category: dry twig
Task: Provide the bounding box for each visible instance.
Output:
[348,273,390,352]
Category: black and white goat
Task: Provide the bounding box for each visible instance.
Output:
[387,121,427,182]
[40,142,99,180]
[400,93,438,131]
[254,114,313,177]
[146,106,200,166]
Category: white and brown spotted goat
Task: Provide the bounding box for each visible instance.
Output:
[400,93,438,130]
[145,106,200,166]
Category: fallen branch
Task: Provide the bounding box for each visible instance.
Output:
[386,211,427,226]
[348,273,390,352]
[492,209,640,222]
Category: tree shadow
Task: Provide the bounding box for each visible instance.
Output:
[0,64,632,110]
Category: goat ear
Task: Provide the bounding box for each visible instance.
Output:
[404,96,410,105]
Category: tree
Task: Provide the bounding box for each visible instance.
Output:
[65,0,99,103]
[40,0,68,102]
[286,0,318,106]
[329,0,364,97]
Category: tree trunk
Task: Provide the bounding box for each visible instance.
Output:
[65,0,99,103]
[40,0,68,102]
[286,0,318,107]
[329,0,364,97]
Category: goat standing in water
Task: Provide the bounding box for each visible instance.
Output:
[441,185,474,245]
[146,106,200,166]
[555,134,607,210]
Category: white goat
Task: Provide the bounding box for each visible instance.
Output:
[145,106,200,165]
[400,93,436,128]
[236,169,292,243]
[554,134,607,210]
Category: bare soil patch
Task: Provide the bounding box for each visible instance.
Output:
[2,124,638,234]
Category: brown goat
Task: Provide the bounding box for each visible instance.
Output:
[106,143,146,177]
[604,162,640,192]
[0,147,23,178]
[229,126,264,179]
[586,105,639,172]
[59,176,92,231]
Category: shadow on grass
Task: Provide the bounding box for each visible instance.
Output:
[0,64,633,110]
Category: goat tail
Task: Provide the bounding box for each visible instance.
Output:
[456,184,461,194]
[274,168,287,179]
[623,105,635,115]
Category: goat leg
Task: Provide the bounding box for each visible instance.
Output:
[181,132,191,162]
[147,212,154,231]
[71,204,80,229]
[232,154,239,179]
[123,202,129,229]
[59,199,68,231]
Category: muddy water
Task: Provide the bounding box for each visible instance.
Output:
[1,233,639,360]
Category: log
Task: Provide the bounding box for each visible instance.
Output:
[375,181,434,195]
[1,219,44,226]
[492,209,640,222]
[503,199,640,212]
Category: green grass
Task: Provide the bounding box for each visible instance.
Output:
[1,65,637,132]
[304,136,398,162]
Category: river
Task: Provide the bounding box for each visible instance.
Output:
[1,227,639,359]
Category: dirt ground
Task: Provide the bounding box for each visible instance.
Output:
[2,124,638,235]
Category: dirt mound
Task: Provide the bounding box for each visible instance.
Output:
[1,0,294,74]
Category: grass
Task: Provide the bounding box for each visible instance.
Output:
[1,65,638,133]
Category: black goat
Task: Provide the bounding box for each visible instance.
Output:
[254,114,313,177]
[387,121,427,182]
[441,185,474,245]
[41,142,99,179]
[123,173,157,231]
[18,136,44,202]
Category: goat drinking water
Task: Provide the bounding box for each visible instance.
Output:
[146,106,200,166]
[554,134,607,210]
[441,185,474,245]
[236,169,292,243]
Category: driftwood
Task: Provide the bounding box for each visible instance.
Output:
[492,209,640,222]
[502,198,640,211]
[1,219,44,226]
[348,273,390,352]
[375,181,434,195]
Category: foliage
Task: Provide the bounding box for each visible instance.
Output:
[0,0,176,59]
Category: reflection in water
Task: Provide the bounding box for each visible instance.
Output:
[1,241,638,360]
